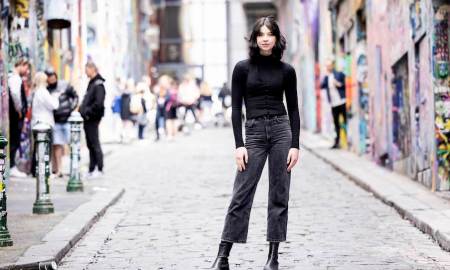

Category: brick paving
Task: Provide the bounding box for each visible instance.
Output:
[59,128,450,269]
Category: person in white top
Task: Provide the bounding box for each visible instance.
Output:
[178,74,201,126]
[8,58,29,178]
[31,72,59,127]
[30,72,59,178]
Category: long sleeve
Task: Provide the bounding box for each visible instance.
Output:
[231,62,246,148]
[284,65,300,149]
[8,74,23,113]
[92,84,106,116]
[43,89,59,110]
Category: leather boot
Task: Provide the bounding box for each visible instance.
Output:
[211,241,233,269]
[263,242,279,270]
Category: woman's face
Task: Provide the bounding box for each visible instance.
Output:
[257,25,276,55]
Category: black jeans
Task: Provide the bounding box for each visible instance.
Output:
[9,119,23,168]
[331,104,347,145]
[84,120,103,172]
[222,115,292,243]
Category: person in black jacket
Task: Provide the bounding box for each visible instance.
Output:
[80,61,106,178]
[46,68,79,177]
[320,59,347,149]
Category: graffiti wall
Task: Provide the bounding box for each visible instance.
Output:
[432,1,450,187]
[0,1,9,142]
[412,34,434,188]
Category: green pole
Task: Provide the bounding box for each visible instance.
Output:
[67,112,84,192]
[32,123,54,214]
[0,133,13,246]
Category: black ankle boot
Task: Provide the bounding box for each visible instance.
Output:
[263,242,279,270]
[211,241,232,269]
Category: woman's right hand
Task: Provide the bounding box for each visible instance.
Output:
[235,147,248,172]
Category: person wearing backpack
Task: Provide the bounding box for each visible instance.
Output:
[45,68,79,177]
[80,61,106,178]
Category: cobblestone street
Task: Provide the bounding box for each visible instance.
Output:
[59,128,450,270]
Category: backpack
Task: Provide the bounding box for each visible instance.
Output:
[129,94,143,114]
[54,85,79,123]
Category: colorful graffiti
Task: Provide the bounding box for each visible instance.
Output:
[413,35,433,186]
[35,0,47,71]
[357,53,369,154]
[410,0,425,39]
[433,3,450,184]
[392,54,411,162]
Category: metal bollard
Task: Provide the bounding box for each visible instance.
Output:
[32,123,54,214]
[0,133,13,246]
[67,112,84,192]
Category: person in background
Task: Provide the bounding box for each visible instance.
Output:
[31,72,59,177]
[320,59,347,149]
[165,79,179,141]
[111,77,123,142]
[154,75,170,141]
[218,82,232,127]
[45,68,78,177]
[199,80,213,125]
[135,82,149,140]
[8,58,29,178]
[178,74,201,129]
[79,61,106,178]
[120,78,134,143]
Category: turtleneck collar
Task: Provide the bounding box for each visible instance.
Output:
[253,53,279,64]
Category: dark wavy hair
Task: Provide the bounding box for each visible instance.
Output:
[248,16,286,60]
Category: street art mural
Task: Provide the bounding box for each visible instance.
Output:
[433,2,450,185]
[8,0,30,65]
[357,53,369,154]
[391,54,411,167]
[413,35,434,187]
[0,3,9,142]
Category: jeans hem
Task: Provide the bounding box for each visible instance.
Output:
[221,237,247,244]
[266,238,286,242]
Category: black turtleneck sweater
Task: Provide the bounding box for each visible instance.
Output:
[231,55,300,149]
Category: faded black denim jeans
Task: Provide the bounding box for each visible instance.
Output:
[222,115,292,243]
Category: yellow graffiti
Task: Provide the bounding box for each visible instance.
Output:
[15,0,29,19]
[339,114,348,150]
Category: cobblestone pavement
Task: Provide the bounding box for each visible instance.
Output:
[59,128,450,270]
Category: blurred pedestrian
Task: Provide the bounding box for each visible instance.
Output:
[80,61,106,178]
[120,78,134,143]
[178,74,200,129]
[111,77,123,142]
[30,72,59,177]
[154,75,171,141]
[46,68,78,177]
[218,82,232,126]
[199,80,213,125]
[211,16,300,270]
[165,79,179,141]
[135,82,149,140]
[320,59,347,149]
[8,58,29,178]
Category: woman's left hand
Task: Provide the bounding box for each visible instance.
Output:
[287,148,300,172]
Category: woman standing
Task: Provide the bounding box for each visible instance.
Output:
[31,72,59,177]
[211,16,300,270]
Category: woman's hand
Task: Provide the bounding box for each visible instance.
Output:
[287,148,299,172]
[235,147,248,172]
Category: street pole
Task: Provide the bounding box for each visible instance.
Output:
[225,0,231,87]
[67,112,84,192]
[32,123,54,214]
[0,134,13,247]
